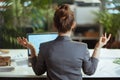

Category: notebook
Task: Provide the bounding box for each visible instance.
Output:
[27,33,58,56]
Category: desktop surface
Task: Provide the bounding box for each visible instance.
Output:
[0,49,120,79]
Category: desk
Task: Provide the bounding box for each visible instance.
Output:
[86,49,120,78]
[0,49,46,80]
[0,49,120,80]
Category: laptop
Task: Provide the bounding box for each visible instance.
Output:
[27,33,58,56]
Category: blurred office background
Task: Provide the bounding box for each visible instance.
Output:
[0,0,120,49]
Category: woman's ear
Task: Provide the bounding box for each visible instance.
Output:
[72,21,76,29]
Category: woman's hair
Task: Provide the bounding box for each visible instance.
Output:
[54,4,74,33]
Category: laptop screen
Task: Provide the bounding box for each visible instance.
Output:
[27,33,58,56]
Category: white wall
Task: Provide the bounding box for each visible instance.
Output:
[75,6,100,25]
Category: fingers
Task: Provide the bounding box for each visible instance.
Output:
[100,33,111,42]
[17,37,27,45]
[97,33,111,48]
[105,32,107,38]
[17,37,19,40]
[17,37,26,42]
[101,33,111,43]
[17,37,22,43]
[101,33,106,37]
[102,33,111,38]
[22,37,27,42]
[107,34,111,41]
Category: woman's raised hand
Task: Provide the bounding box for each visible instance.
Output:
[17,37,33,49]
[96,33,111,48]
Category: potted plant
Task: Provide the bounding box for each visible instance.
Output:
[0,0,24,49]
[0,0,55,48]
[94,10,120,48]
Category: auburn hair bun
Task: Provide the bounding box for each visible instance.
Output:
[54,4,74,33]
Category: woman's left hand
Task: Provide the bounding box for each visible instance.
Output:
[96,33,111,48]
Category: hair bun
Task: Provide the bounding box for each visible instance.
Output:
[59,4,69,10]
[57,4,71,20]
[54,4,74,33]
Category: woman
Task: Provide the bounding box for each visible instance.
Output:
[17,4,111,80]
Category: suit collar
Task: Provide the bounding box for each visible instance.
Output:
[55,36,72,41]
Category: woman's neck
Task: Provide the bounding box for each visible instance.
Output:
[58,31,71,37]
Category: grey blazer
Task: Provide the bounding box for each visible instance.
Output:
[31,36,98,80]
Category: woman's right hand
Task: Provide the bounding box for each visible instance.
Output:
[17,37,34,49]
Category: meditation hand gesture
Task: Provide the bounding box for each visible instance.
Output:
[17,37,34,49]
[96,33,111,48]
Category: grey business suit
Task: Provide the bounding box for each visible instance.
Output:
[31,36,98,80]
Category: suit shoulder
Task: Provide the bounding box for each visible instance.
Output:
[40,40,54,46]
[71,41,87,47]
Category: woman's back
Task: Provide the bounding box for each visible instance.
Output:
[39,36,98,80]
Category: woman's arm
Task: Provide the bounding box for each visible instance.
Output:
[82,33,111,75]
[17,37,46,75]
[92,33,111,58]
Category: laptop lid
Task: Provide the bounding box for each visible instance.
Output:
[27,33,58,56]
